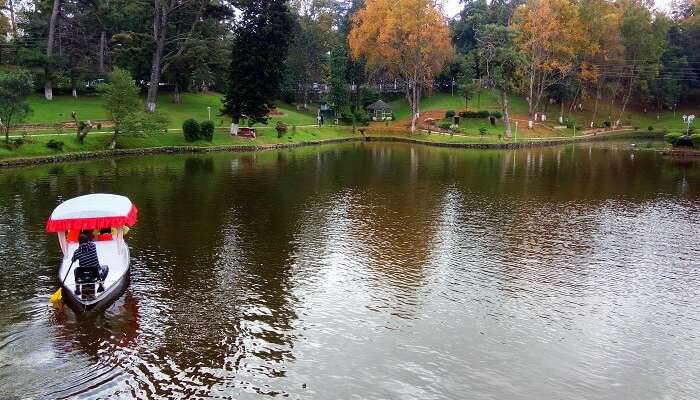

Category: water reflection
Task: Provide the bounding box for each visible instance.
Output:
[0,141,698,399]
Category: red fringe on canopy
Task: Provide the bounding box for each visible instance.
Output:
[45,204,138,232]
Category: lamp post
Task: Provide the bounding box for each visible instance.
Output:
[682,114,695,135]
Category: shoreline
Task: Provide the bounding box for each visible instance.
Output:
[0,130,662,168]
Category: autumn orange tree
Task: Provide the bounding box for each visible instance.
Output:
[511,0,582,128]
[348,0,453,132]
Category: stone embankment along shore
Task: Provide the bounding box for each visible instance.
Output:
[0,130,658,168]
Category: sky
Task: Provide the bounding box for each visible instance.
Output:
[441,0,676,18]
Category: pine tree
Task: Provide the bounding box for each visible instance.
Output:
[223,0,294,134]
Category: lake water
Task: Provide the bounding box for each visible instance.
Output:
[0,141,699,399]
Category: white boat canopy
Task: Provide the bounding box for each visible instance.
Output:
[46,193,138,233]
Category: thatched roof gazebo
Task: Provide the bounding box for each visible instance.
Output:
[366,100,393,121]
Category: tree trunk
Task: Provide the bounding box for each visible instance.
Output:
[527,69,535,127]
[407,81,420,133]
[591,83,600,127]
[8,0,18,38]
[229,117,239,135]
[501,89,512,139]
[617,74,635,127]
[99,31,106,76]
[559,101,564,123]
[172,84,181,103]
[45,0,61,101]
[110,128,118,149]
[145,1,167,113]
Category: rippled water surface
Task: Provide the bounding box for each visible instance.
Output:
[1,141,699,399]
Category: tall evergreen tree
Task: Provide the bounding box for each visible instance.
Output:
[223,0,294,134]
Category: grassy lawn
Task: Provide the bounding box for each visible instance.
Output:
[22,91,318,129]
[386,90,696,135]
[0,126,356,160]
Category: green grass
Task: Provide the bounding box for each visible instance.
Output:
[386,90,695,135]
[0,126,356,160]
[22,91,318,129]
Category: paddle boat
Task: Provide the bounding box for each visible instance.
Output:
[46,194,137,311]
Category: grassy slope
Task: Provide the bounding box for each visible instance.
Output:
[387,89,696,136]
[0,126,355,159]
[4,89,693,161]
[23,92,317,128]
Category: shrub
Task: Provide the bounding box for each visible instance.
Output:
[690,133,700,146]
[459,110,491,118]
[182,118,200,142]
[200,120,215,141]
[275,121,288,138]
[648,126,654,132]
[439,121,451,130]
[46,139,64,150]
[479,125,487,135]
[122,113,169,135]
[445,110,455,118]
[664,132,683,145]
[13,138,25,146]
[490,111,503,119]
[565,118,577,129]
[97,122,102,130]
[603,121,611,128]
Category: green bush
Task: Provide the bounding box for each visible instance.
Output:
[182,119,200,142]
[664,132,683,145]
[648,126,654,132]
[565,118,577,129]
[275,121,288,138]
[490,111,503,119]
[200,120,215,141]
[690,134,700,146]
[459,110,491,119]
[445,110,455,118]
[479,125,487,135]
[439,121,451,130]
[603,121,611,128]
[46,139,64,150]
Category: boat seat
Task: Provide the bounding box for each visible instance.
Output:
[75,266,100,284]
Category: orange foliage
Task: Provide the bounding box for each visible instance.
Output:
[511,0,582,118]
[348,0,452,83]
[348,0,453,130]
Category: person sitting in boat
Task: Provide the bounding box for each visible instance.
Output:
[72,234,108,294]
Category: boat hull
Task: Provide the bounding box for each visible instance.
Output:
[63,270,130,313]
[58,242,131,312]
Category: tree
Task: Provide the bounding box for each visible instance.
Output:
[456,51,478,110]
[222,0,294,134]
[144,0,209,112]
[44,0,61,100]
[286,16,326,108]
[101,67,140,149]
[0,0,14,38]
[452,0,490,54]
[477,24,519,138]
[0,70,33,143]
[511,0,581,127]
[328,44,350,115]
[616,2,667,124]
[349,0,453,132]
